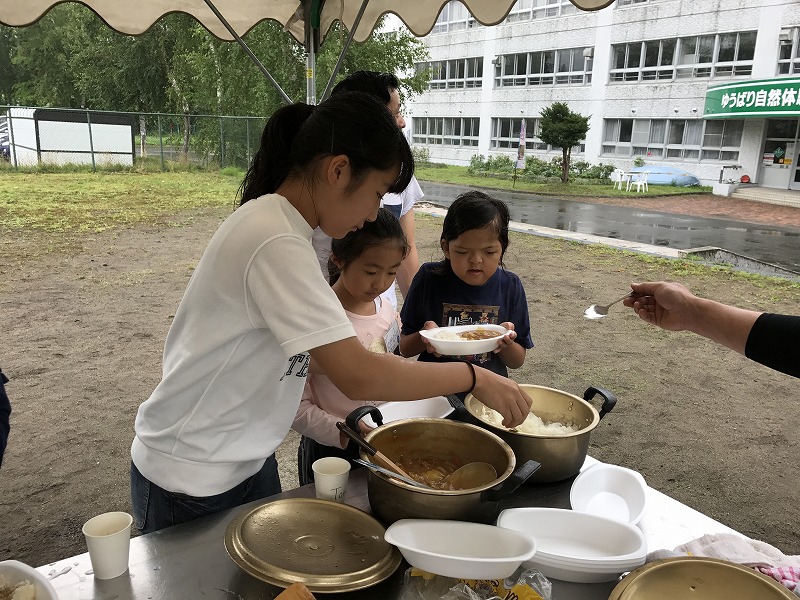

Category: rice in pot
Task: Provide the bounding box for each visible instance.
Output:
[478,405,580,435]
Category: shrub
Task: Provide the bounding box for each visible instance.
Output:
[412,146,431,167]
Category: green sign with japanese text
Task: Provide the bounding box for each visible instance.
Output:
[704,77,800,119]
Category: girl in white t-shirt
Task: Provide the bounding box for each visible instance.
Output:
[293,208,406,485]
[130,92,532,534]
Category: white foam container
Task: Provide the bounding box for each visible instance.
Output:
[419,324,508,356]
[570,463,648,525]
[384,519,536,580]
[0,560,59,600]
[361,396,453,428]
[496,507,647,583]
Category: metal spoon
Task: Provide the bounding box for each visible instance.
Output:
[584,292,634,320]
[352,458,433,490]
[446,461,497,490]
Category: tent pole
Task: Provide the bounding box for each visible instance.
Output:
[201,0,293,105]
[306,31,317,105]
[320,0,369,103]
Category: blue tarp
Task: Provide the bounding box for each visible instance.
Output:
[627,165,701,186]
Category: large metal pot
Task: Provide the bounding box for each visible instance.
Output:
[453,385,616,483]
[345,406,540,526]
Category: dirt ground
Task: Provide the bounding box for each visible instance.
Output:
[1,194,798,568]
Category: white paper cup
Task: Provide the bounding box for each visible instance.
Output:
[312,457,350,502]
[82,511,133,579]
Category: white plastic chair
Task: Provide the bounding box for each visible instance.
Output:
[612,170,627,190]
[631,171,649,193]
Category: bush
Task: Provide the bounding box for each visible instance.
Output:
[469,153,616,183]
[412,146,431,167]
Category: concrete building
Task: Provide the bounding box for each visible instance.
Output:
[404,0,800,189]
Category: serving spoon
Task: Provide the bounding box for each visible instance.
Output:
[584,292,635,320]
[446,461,497,490]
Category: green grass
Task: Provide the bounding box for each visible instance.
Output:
[0,171,242,232]
[415,164,712,197]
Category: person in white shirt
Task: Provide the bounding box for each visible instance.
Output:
[130,91,532,533]
[312,71,422,310]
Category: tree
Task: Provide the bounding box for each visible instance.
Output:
[538,102,590,184]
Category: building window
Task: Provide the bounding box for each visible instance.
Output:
[617,0,648,5]
[506,0,578,21]
[431,1,479,33]
[495,48,592,87]
[418,58,483,90]
[778,28,800,75]
[412,117,480,147]
[610,32,755,82]
[602,118,743,161]
[490,117,584,153]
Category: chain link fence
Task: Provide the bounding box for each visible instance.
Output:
[0,106,267,171]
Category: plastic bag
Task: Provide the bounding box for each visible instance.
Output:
[399,566,552,600]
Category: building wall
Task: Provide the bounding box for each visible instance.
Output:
[405,0,800,186]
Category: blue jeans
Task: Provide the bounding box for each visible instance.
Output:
[130,455,281,534]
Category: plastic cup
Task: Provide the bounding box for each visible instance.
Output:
[312,457,350,502]
[82,511,133,579]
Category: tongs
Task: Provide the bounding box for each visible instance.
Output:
[352,458,433,489]
[335,421,415,480]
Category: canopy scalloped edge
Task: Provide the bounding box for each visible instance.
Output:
[0,0,609,46]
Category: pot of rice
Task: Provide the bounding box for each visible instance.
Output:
[459,385,617,483]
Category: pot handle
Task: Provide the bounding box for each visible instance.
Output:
[446,394,472,420]
[583,386,617,420]
[481,459,541,503]
[345,405,384,433]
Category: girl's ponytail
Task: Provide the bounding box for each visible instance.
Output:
[239,103,315,204]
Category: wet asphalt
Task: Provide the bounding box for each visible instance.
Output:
[419,183,800,274]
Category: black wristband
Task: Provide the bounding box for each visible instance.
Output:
[464,361,476,395]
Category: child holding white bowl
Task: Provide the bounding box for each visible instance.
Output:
[399,191,533,382]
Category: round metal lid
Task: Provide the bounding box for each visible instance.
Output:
[224,498,402,593]
[609,557,796,600]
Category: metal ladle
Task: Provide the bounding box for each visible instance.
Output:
[584,292,634,320]
[446,461,497,490]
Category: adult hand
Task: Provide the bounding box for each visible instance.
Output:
[471,368,531,428]
[623,281,696,332]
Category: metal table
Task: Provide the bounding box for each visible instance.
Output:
[38,458,739,599]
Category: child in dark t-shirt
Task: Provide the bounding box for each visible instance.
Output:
[399,191,533,378]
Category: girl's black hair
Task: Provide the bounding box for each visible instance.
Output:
[331,71,400,104]
[327,208,409,285]
[437,190,510,272]
[238,91,413,206]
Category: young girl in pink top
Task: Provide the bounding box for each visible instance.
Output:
[293,208,408,484]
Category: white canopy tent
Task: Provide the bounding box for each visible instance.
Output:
[0,0,613,104]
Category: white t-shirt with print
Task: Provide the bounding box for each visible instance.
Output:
[132,194,355,497]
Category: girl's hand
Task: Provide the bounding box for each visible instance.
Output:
[421,321,443,357]
[473,367,531,428]
[493,322,517,354]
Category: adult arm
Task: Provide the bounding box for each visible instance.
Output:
[624,281,759,353]
[395,210,420,298]
[309,337,531,427]
[624,281,799,377]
